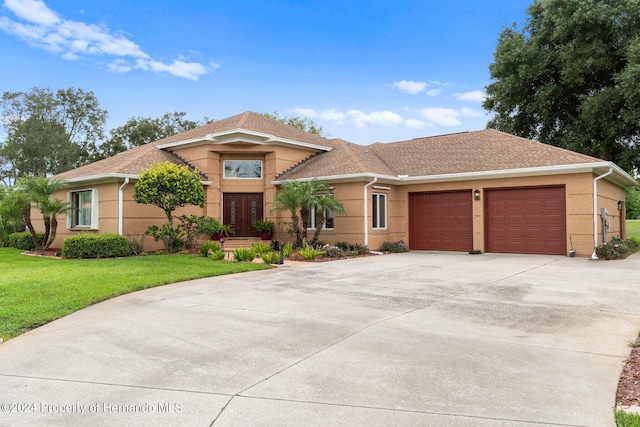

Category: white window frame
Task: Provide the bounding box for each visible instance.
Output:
[67,188,99,230]
[372,192,387,230]
[308,207,335,230]
[223,160,263,179]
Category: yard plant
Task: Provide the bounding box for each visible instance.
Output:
[0,248,270,341]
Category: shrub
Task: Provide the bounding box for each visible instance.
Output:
[352,243,370,255]
[199,241,221,257]
[62,233,131,259]
[208,249,226,260]
[282,241,293,258]
[178,215,221,249]
[381,241,406,253]
[595,237,640,260]
[145,224,185,253]
[250,242,272,256]
[127,236,145,256]
[329,241,370,256]
[232,247,255,262]
[7,231,45,250]
[335,241,349,251]
[325,245,346,258]
[298,244,326,260]
[261,251,282,264]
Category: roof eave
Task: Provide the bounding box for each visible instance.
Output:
[272,162,637,187]
[156,128,333,152]
[59,173,212,187]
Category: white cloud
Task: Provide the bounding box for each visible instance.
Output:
[420,108,462,126]
[5,0,59,25]
[106,59,131,73]
[404,119,428,129]
[292,108,318,118]
[348,110,404,128]
[292,108,347,124]
[0,0,209,80]
[135,58,208,81]
[426,89,441,97]
[392,80,427,95]
[455,90,485,102]
[460,107,484,117]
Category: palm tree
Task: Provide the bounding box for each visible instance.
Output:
[272,181,304,247]
[16,176,68,250]
[310,194,346,246]
[272,179,344,247]
[41,198,69,250]
[297,180,331,245]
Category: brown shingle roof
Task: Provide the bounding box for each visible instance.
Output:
[278,128,603,180]
[55,111,338,180]
[56,112,606,182]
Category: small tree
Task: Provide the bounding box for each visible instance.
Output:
[272,179,344,247]
[15,176,68,250]
[133,161,205,252]
[310,194,346,246]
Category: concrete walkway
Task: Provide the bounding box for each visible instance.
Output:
[1,252,640,426]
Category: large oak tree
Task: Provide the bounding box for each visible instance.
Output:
[483,0,640,173]
[96,112,212,159]
[0,87,107,184]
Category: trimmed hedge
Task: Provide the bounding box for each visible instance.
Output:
[7,231,45,250]
[62,233,132,259]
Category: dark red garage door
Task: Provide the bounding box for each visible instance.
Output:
[409,191,473,251]
[485,186,566,255]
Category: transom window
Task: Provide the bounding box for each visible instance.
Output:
[223,160,262,179]
[372,193,387,229]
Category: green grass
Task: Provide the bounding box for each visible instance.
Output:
[0,248,271,341]
[616,409,640,427]
[627,220,640,239]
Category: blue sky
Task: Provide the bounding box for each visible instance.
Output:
[0,0,532,145]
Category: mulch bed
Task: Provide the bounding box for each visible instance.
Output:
[617,340,640,408]
[23,248,63,258]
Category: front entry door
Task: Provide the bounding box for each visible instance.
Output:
[223,193,263,237]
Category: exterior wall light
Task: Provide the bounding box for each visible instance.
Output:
[474,189,481,200]
[618,200,623,211]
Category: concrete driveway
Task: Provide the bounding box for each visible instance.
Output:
[1,252,640,426]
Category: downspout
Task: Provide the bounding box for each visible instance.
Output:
[591,167,613,259]
[363,177,377,247]
[118,178,130,235]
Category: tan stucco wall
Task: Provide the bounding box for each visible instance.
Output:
[33,181,205,252]
[32,139,627,258]
[298,172,625,256]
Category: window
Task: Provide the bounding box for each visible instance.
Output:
[372,193,387,229]
[68,189,98,229]
[223,160,262,179]
[309,207,334,230]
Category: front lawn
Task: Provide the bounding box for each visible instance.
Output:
[0,248,271,341]
[627,220,640,239]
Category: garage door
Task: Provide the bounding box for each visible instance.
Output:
[485,186,566,255]
[409,191,473,251]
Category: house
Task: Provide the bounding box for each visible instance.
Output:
[46,111,637,256]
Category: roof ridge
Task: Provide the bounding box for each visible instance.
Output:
[366,143,399,175]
